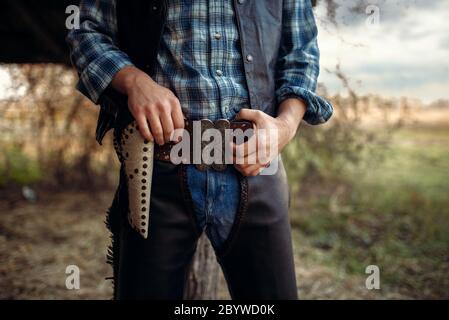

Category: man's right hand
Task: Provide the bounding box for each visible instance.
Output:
[111,65,184,145]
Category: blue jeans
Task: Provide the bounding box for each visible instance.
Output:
[185,164,240,250]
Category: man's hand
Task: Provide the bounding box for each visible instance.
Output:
[111,66,184,145]
[233,98,306,176]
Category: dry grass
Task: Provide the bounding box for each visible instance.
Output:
[0,189,408,300]
[0,191,113,299]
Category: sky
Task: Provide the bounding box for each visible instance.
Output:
[315,0,449,103]
[0,0,448,103]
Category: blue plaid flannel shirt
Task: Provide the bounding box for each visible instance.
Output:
[67,0,333,124]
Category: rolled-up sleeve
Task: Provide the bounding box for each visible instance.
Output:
[275,0,333,125]
[66,0,133,104]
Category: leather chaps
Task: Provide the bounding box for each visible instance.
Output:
[106,157,298,300]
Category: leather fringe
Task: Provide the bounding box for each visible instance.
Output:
[104,164,127,300]
[105,205,120,300]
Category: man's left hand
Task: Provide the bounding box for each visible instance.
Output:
[232,98,306,176]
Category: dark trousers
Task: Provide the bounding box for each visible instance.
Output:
[107,159,298,300]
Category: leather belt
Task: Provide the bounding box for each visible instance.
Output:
[154,119,253,171]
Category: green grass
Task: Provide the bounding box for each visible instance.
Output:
[0,145,42,187]
[287,126,449,298]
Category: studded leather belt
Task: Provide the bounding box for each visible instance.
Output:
[154,119,254,171]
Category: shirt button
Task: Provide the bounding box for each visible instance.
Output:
[238,0,245,4]
[152,6,158,10]
[216,70,223,76]
[246,54,253,63]
[214,32,222,40]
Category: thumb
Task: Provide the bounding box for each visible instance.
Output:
[236,108,260,122]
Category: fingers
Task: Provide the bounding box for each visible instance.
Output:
[135,113,153,142]
[127,79,184,144]
[145,97,183,145]
[147,110,164,145]
[171,100,185,130]
[236,108,263,124]
[247,166,265,177]
[159,110,174,143]
[232,129,272,174]
[232,134,258,161]
[234,163,264,177]
[171,99,185,143]
[233,127,273,164]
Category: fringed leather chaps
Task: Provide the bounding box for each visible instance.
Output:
[106,157,297,300]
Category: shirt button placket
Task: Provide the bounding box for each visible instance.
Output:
[211,1,227,118]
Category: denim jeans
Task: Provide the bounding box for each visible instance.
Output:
[185,164,240,250]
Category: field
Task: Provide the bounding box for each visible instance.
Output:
[1,111,448,299]
[291,125,449,299]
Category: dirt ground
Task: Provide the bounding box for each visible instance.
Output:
[0,189,406,300]
[0,191,113,299]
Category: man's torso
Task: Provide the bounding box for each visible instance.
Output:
[152,0,250,121]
